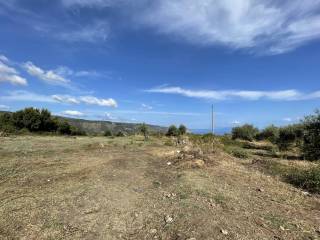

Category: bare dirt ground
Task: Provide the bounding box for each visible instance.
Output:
[0,136,319,240]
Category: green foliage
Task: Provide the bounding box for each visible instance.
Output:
[256,125,279,143]
[302,110,320,161]
[57,121,71,135]
[286,167,320,193]
[226,146,249,159]
[232,124,259,142]
[166,125,179,136]
[104,129,113,137]
[139,123,149,140]
[0,113,16,133]
[178,124,187,135]
[276,126,297,151]
[116,131,125,137]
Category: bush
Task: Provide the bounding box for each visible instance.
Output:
[227,147,249,159]
[104,129,113,137]
[57,121,71,135]
[302,110,320,161]
[116,131,125,137]
[232,124,259,142]
[256,125,279,143]
[166,125,179,137]
[276,126,297,151]
[139,123,149,140]
[178,124,187,135]
[286,167,320,193]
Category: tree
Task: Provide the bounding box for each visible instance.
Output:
[166,125,179,137]
[232,124,259,142]
[178,124,187,135]
[256,125,279,143]
[57,121,71,135]
[302,110,320,161]
[276,126,297,151]
[12,107,42,131]
[139,123,149,141]
[104,129,113,137]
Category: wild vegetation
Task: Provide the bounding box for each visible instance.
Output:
[0,108,320,239]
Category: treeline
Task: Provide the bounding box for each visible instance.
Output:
[231,110,320,161]
[0,108,86,135]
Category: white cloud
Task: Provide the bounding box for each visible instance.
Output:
[105,112,118,121]
[283,118,293,122]
[141,103,153,110]
[0,104,10,110]
[52,95,80,104]
[147,86,306,101]
[232,120,241,125]
[61,0,115,8]
[136,0,320,54]
[62,110,84,117]
[54,66,101,78]
[0,55,9,63]
[0,58,28,86]
[57,22,109,43]
[79,96,117,107]
[23,61,70,86]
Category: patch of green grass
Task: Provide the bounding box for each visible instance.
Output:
[286,166,320,193]
[225,146,250,159]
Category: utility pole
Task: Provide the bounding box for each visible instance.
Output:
[211,104,214,134]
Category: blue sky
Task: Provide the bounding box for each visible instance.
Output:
[0,0,320,130]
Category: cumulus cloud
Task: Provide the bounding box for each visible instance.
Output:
[23,61,70,86]
[79,96,117,107]
[0,58,28,86]
[147,86,320,101]
[52,95,80,104]
[283,117,293,122]
[62,110,84,117]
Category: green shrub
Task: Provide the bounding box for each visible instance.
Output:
[139,123,149,140]
[286,167,320,193]
[57,121,71,135]
[302,110,320,161]
[226,146,249,159]
[256,125,279,143]
[166,125,179,136]
[276,126,297,151]
[178,124,187,135]
[104,129,113,137]
[116,131,125,137]
[232,124,259,142]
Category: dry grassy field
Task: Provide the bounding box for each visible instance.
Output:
[0,135,319,240]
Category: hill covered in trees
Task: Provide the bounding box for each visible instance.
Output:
[0,108,167,136]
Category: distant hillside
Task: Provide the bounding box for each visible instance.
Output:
[0,111,167,135]
[56,116,167,135]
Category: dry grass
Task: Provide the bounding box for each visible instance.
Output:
[0,135,319,239]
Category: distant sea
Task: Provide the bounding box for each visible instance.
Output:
[191,127,231,135]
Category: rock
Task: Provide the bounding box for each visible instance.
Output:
[150,229,157,234]
[221,229,228,235]
[164,215,173,223]
[167,162,172,166]
[279,226,285,231]
[257,188,264,192]
[302,191,311,196]
[192,159,205,168]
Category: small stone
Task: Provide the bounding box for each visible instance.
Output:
[257,188,264,192]
[221,229,228,235]
[150,229,157,234]
[164,215,174,223]
[167,162,172,166]
[302,191,311,196]
[279,226,285,231]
